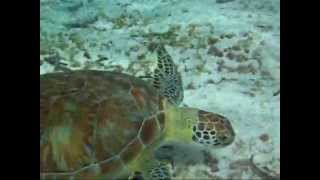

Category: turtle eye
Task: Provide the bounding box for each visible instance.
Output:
[221,136,227,140]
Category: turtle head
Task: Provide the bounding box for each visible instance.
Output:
[176,108,235,148]
[191,110,235,148]
[165,105,235,148]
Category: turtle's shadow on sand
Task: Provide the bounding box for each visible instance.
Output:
[154,141,217,166]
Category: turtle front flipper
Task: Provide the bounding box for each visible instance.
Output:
[129,160,172,180]
[151,43,184,106]
[128,171,144,180]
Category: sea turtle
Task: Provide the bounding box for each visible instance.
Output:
[40,44,235,180]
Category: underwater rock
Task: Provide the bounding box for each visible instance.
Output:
[43,53,61,66]
[226,51,236,60]
[202,150,219,173]
[216,0,235,4]
[186,82,196,90]
[208,46,224,57]
[231,45,241,51]
[259,133,270,142]
[65,16,98,28]
[207,36,220,45]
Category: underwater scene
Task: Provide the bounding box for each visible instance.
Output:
[40,0,280,179]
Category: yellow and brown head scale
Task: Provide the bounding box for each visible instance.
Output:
[192,110,235,147]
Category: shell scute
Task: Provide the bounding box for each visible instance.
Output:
[40,70,162,178]
[139,117,160,145]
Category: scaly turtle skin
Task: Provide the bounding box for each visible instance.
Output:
[40,44,235,180]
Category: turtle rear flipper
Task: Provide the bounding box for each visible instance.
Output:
[129,160,172,180]
[152,44,183,105]
[128,171,144,180]
[148,161,172,180]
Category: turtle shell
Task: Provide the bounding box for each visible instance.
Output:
[40,70,166,179]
